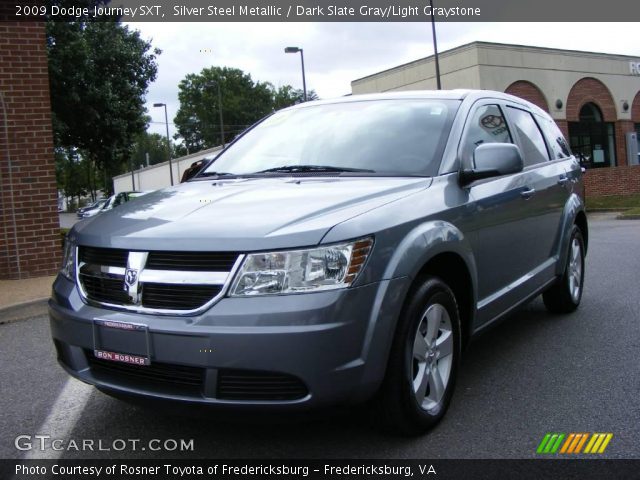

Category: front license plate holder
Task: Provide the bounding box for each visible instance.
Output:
[92,319,151,366]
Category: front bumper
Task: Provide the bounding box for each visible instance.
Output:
[49,274,409,409]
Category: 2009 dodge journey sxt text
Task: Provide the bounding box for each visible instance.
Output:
[50,90,587,434]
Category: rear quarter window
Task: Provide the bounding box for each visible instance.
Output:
[536,114,572,159]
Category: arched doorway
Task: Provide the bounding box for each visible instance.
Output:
[568,102,616,168]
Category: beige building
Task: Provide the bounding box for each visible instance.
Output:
[352,42,640,196]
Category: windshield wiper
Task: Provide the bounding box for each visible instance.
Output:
[195,171,239,179]
[253,165,375,174]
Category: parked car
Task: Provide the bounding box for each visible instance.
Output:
[76,198,107,219]
[50,90,587,435]
[95,191,150,215]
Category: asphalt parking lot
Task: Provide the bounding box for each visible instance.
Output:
[1,214,638,460]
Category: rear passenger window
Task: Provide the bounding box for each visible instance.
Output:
[537,116,571,159]
[461,104,512,164]
[507,107,550,166]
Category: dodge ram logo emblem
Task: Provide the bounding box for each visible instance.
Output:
[123,252,148,304]
[125,268,138,287]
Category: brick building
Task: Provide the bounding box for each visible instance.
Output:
[0,15,61,279]
[352,41,640,197]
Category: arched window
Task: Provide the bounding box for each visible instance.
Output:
[568,102,616,168]
[579,103,602,122]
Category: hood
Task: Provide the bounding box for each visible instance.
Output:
[73,177,431,251]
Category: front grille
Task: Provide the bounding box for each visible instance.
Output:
[79,274,131,305]
[146,251,239,272]
[86,350,205,391]
[79,247,128,268]
[142,284,222,310]
[217,369,308,401]
[77,246,238,313]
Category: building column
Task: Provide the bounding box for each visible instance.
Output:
[614,120,635,167]
[0,19,61,279]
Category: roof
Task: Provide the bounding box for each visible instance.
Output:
[351,40,640,84]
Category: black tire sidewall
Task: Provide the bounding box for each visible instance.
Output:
[563,226,585,307]
[396,277,461,428]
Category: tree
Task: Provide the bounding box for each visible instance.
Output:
[174,67,275,153]
[271,85,319,110]
[46,1,160,190]
[129,132,171,169]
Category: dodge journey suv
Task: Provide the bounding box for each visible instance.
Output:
[50,90,587,434]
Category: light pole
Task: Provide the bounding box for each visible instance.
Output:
[429,0,442,90]
[206,81,225,148]
[153,102,174,186]
[284,46,307,102]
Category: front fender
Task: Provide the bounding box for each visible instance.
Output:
[355,220,479,396]
[383,220,478,286]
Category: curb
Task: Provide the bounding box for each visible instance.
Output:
[617,214,640,220]
[586,209,626,213]
[0,297,49,325]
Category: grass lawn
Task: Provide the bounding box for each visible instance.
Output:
[618,206,640,219]
[586,194,640,210]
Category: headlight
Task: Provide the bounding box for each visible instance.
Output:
[230,237,373,296]
[61,236,76,281]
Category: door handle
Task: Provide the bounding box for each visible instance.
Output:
[520,187,536,199]
[558,176,569,186]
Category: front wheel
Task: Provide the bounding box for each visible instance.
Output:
[543,225,585,313]
[373,276,461,435]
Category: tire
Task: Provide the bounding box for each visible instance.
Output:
[543,225,585,314]
[373,276,461,435]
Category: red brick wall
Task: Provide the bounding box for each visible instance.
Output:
[584,166,640,197]
[633,91,640,122]
[0,20,61,279]
[556,119,569,139]
[505,80,549,112]
[566,77,616,122]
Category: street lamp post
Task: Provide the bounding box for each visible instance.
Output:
[153,102,174,186]
[429,0,442,90]
[284,46,307,102]
[206,81,225,148]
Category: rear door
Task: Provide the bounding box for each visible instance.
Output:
[503,105,569,278]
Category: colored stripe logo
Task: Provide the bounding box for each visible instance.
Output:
[537,433,613,454]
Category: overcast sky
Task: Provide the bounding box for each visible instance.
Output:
[127,22,640,139]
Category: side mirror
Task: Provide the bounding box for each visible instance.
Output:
[459,143,524,185]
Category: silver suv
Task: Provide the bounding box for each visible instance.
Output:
[50,90,587,435]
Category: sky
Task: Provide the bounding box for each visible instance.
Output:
[126,22,640,139]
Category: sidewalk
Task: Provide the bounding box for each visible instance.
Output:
[0,275,55,324]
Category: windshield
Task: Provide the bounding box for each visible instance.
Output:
[202,99,459,177]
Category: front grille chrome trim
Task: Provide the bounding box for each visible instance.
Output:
[75,247,245,316]
[140,270,229,285]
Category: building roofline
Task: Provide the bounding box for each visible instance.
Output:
[351,40,640,84]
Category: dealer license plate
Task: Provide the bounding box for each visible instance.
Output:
[92,319,151,366]
[93,349,150,366]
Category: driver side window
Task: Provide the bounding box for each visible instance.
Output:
[461,104,512,167]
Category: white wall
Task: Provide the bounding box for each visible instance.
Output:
[351,41,640,121]
[113,146,222,193]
